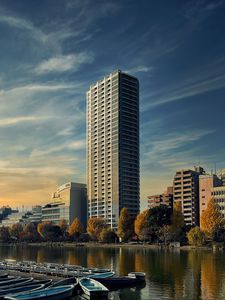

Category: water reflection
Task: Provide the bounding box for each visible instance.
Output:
[0,245,225,299]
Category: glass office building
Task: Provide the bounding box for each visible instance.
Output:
[87,70,140,228]
[42,182,87,227]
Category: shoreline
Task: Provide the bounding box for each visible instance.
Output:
[0,242,222,251]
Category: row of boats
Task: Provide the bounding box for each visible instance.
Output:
[0,260,146,299]
[0,274,108,299]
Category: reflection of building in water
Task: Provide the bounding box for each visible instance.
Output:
[42,182,87,226]
[201,253,223,299]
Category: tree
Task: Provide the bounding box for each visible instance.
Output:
[171,202,185,229]
[118,208,134,242]
[201,198,224,239]
[158,225,172,245]
[23,222,39,241]
[59,219,68,238]
[0,226,10,242]
[87,217,107,241]
[169,202,186,243]
[100,228,117,243]
[187,227,206,246]
[68,218,84,240]
[37,222,61,241]
[10,223,23,241]
[135,210,151,241]
[149,205,172,227]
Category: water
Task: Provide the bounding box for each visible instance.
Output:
[0,245,225,300]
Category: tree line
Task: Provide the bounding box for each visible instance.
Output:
[0,198,224,245]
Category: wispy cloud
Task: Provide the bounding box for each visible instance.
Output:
[125,66,154,74]
[35,52,94,74]
[142,57,225,111]
[142,129,214,170]
[0,116,51,127]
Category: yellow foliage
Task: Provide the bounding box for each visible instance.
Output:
[171,201,185,229]
[134,209,149,240]
[118,208,134,241]
[68,218,84,237]
[200,198,224,238]
[87,217,107,240]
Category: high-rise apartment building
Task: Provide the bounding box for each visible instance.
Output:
[173,166,205,226]
[87,70,140,228]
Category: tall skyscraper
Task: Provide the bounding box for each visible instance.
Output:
[87,70,140,228]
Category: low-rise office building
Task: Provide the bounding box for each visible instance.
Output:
[42,182,87,227]
[199,174,222,220]
[211,186,225,218]
[173,166,205,226]
[148,186,173,209]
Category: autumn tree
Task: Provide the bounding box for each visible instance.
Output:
[10,223,23,241]
[148,205,172,227]
[201,198,224,239]
[187,227,206,246]
[68,218,84,240]
[100,228,117,243]
[37,222,61,241]
[0,226,10,242]
[23,222,39,241]
[171,202,185,229]
[87,217,107,241]
[158,225,172,245]
[118,208,134,242]
[135,210,151,241]
[59,219,68,238]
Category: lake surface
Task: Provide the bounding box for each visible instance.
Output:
[0,245,225,300]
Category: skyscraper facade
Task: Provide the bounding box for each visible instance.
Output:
[87,70,140,228]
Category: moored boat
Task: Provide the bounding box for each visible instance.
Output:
[51,277,77,287]
[79,277,109,298]
[0,284,45,299]
[94,274,146,289]
[4,285,75,300]
[128,272,146,280]
[88,271,115,279]
[0,278,33,288]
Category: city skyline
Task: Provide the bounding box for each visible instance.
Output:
[0,0,225,209]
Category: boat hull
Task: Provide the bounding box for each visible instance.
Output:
[5,285,74,300]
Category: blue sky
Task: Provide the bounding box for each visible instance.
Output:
[0,0,225,209]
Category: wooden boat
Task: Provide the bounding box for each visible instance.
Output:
[0,284,45,299]
[128,272,146,280]
[5,285,75,300]
[0,278,22,287]
[32,280,52,287]
[94,274,146,289]
[79,277,109,298]
[88,271,115,279]
[51,277,77,287]
[0,278,33,288]
[0,276,16,282]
